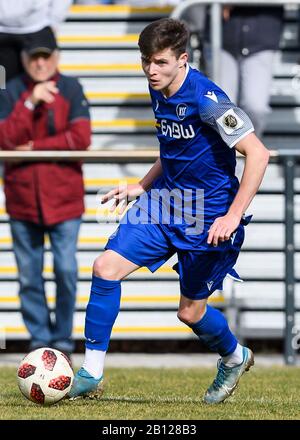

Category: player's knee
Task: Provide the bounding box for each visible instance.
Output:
[177,307,206,326]
[177,310,190,325]
[93,256,121,280]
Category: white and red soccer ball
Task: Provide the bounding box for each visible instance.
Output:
[17,347,74,405]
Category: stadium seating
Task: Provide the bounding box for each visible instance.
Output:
[0,3,300,345]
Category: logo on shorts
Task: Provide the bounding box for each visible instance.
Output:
[176,103,188,120]
[231,231,237,245]
[207,280,214,291]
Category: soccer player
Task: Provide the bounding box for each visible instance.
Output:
[69,18,269,404]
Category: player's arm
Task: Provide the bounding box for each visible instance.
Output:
[139,157,163,191]
[227,133,270,218]
[198,84,270,246]
[101,157,162,213]
[207,133,270,246]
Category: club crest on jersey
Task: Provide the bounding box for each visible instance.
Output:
[176,103,188,120]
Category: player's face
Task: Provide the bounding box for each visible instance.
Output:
[141,48,188,97]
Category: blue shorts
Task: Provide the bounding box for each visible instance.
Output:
[105,206,250,300]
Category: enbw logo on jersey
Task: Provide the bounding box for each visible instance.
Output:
[176,103,188,120]
[160,119,195,139]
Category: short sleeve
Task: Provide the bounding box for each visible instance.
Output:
[198,87,254,148]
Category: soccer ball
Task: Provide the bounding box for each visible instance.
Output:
[17,347,74,405]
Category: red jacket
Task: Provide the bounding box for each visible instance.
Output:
[0,72,91,225]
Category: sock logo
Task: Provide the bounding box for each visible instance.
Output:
[207,280,214,291]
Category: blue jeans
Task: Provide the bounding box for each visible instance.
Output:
[10,217,81,353]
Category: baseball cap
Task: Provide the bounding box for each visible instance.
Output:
[23,27,58,57]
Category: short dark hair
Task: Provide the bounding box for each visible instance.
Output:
[138,18,189,59]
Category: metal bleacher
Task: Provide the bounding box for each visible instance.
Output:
[1,2,300,347]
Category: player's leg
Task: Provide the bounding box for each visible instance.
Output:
[178,294,253,404]
[69,211,174,399]
[177,295,242,367]
[68,249,139,399]
[83,249,140,373]
[176,242,254,404]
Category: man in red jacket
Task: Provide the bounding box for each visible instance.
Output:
[0,29,91,356]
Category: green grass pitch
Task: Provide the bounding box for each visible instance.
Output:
[1,366,300,419]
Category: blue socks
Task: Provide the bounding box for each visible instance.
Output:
[84,276,237,357]
[189,305,237,357]
[85,275,121,351]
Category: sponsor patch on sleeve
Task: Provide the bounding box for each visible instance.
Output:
[216,109,244,135]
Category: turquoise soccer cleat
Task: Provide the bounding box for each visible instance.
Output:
[68,367,104,400]
[203,347,254,404]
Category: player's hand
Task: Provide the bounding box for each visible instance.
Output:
[207,213,241,247]
[101,183,145,214]
[29,81,59,105]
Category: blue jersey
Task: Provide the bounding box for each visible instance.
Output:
[134,65,254,248]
